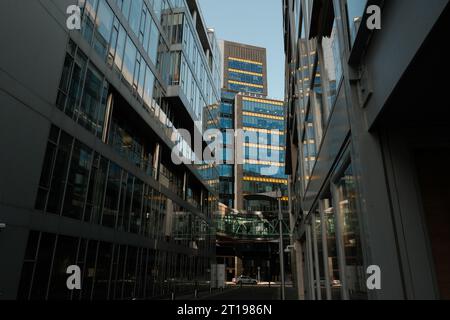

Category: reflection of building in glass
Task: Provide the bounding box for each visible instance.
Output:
[284,0,450,301]
[0,0,221,299]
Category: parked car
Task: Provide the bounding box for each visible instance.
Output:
[236,275,258,285]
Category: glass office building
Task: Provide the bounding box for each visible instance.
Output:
[235,95,288,213]
[283,0,450,300]
[217,40,288,212]
[213,40,290,282]
[0,0,221,299]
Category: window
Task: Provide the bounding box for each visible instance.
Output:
[81,0,99,44]
[143,65,155,109]
[153,0,163,22]
[86,153,108,223]
[62,141,93,220]
[322,196,342,300]
[45,132,73,215]
[334,162,367,300]
[47,235,78,299]
[120,0,131,20]
[148,19,160,65]
[93,0,114,59]
[65,51,88,118]
[123,36,137,86]
[346,0,368,46]
[114,24,127,72]
[128,0,143,36]
[319,23,341,116]
[102,162,121,228]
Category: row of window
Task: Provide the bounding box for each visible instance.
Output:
[242,100,284,116]
[74,6,205,169]
[229,83,264,95]
[302,159,367,300]
[56,42,109,139]
[228,71,264,86]
[220,102,233,116]
[228,60,263,74]
[244,147,286,162]
[18,230,212,300]
[35,126,210,241]
[181,11,221,106]
[295,0,344,189]
[108,114,155,172]
[242,116,285,131]
[219,165,234,178]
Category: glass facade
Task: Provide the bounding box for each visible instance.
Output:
[239,96,288,211]
[217,90,236,208]
[18,230,212,300]
[285,0,370,300]
[12,0,221,300]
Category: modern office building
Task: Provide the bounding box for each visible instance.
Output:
[220,40,268,97]
[217,40,288,211]
[213,40,290,282]
[283,0,450,300]
[0,0,221,300]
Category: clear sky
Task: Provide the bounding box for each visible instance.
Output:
[197,0,285,101]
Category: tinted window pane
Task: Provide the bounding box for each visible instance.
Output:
[47,235,78,300]
[62,141,93,220]
[129,0,143,36]
[102,162,121,228]
[46,132,73,215]
[123,36,137,85]
[78,64,105,135]
[93,0,114,59]
[30,233,56,299]
[93,242,114,299]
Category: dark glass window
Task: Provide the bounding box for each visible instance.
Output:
[93,242,114,299]
[123,246,138,299]
[87,154,108,224]
[62,141,93,220]
[81,0,99,44]
[81,240,98,300]
[130,179,144,234]
[46,132,73,215]
[102,162,121,228]
[66,51,88,118]
[78,63,108,138]
[30,233,56,300]
[47,235,78,300]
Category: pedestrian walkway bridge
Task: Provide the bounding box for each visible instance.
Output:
[214,207,290,242]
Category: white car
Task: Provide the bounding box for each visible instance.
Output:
[236,276,258,285]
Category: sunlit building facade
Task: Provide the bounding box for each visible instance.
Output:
[0,0,221,300]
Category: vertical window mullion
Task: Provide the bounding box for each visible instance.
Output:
[44,234,58,300]
[26,232,42,300]
[58,137,76,217]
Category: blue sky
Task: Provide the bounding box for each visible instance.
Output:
[198,0,285,100]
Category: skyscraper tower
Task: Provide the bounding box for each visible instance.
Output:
[217,40,288,212]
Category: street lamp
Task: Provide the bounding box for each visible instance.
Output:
[277,189,286,301]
